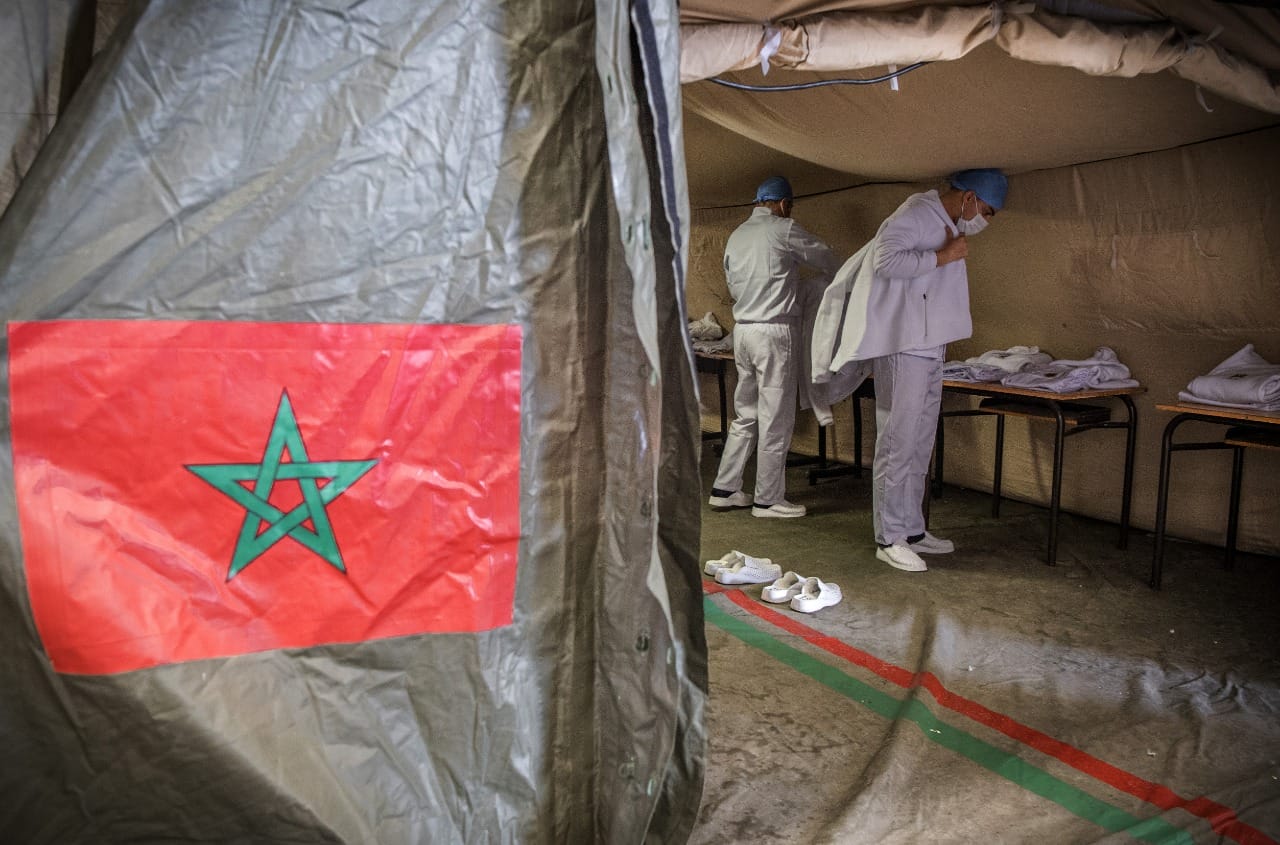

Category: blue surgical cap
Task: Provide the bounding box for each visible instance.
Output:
[949,169,1009,210]
[754,176,793,203]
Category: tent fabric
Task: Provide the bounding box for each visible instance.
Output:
[678,0,1280,68]
[679,5,1280,114]
[0,1,73,206]
[0,0,704,842]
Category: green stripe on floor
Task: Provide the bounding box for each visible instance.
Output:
[705,599,1192,845]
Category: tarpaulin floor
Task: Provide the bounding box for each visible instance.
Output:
[690,448,1280,845]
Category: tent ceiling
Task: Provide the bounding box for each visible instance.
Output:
[679,1,1280,209]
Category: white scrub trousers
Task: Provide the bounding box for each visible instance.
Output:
[872,352,942,545]
[712,322,798,506]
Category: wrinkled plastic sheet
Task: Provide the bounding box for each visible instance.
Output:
[0,0,705,842]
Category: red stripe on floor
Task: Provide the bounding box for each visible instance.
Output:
[703,580,1275,845]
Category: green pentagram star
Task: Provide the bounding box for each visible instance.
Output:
[187,391,377,580]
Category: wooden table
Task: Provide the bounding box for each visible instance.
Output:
[935,381,1144,567]
[1150,401,1280,589]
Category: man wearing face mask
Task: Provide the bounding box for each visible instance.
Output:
[823,168,1007,572]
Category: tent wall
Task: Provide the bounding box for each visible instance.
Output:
[1,1,90,211]
[0,0,703,842]
[687,125,1280,557]
[0,1,128,215]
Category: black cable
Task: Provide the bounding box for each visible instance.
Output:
[707,61,931,91]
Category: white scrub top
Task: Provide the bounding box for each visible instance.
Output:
[724,207,837,324]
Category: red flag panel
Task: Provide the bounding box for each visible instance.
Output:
[8,320,521,674]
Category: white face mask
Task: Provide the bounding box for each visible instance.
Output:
[955,194,989,236]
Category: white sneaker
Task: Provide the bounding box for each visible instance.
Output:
[908,531,955,555]
[704,550,745,577]
[751,501,805,519]
[761,571,807,604]
[715,555,782,585]
[790,577,843,613]
[708,490,753,509]
[876,542,928,572]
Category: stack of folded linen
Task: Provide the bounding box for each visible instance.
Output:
[944,345,1052,382]
[1001,346,1139,393]
[966,345,1053,372]
[688,311,725,341]
[942,361,1008,383]
[693,329,733,354]
[1178,344,1280,411]
[689,312,734,354]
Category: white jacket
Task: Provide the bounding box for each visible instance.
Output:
[724,207,837,323]
[811,190,972,409]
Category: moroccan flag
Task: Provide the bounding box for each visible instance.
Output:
[8,320,521,675]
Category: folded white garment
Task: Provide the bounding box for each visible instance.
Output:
[964,345,1053,373]
[942,361,1007,383]
[693,328,733,354]
[688,311,726,341]
[1000,346,1139,393]
[1178,344,1280,410]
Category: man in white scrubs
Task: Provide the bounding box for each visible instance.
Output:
[708,176,838,518]
[852,169,1008,570]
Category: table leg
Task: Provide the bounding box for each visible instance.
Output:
[853,396,864,477]
[992,415,1005,519]
[1225,446,1244,572]
[1151,414,1187,589]
[1118,395,1137,550]
[1047,406,1066,566]
[933,413,945,498]
[717,365,728,442]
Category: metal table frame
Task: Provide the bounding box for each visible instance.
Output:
[934,381,1142,567]
[1150,401,1280,590]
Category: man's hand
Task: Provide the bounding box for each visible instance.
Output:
[936,228,968,266]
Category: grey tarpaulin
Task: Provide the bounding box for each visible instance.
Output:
[0,0,706,842]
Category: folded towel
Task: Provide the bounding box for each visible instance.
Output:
[1178,344,1280,410]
